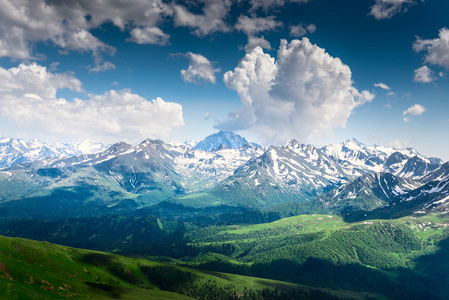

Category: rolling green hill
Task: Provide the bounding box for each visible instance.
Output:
[169,214,449,300]
[0,235,361,300]
[0,215,195,253]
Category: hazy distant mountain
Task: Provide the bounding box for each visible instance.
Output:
[0,136,106,168]
[193,130,251,151]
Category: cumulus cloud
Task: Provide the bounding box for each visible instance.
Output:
[0,62,184,143]
[414,65,436,83]
[413,28,449,69]
[128,26,170,45]
[181,52,221,84]
[402,104,426,122]
[369,0,414,20]
[374,82,391,90]
[172,0,232,36]
[245,36,272,52]
[235,15,283,36]
[289,23,316,38]
[403,104,426,116]
[0,0,172,67]
[220,38,374,145]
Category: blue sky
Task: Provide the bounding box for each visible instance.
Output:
[0,0,448,160]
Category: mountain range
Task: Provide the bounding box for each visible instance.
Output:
[0,136,105,168]
[0,131,446,223]
[1,131,449,300]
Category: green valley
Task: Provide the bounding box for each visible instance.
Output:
[0,234,364,300]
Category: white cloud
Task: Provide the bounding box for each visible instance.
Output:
[414,65,436,83]
[413,28,449,69]
[374,82,391,90]
[245,36,272,52]
[128,26,170,45]
[369,0,414,20]
[0,62,82,98]
[387,91,395,96]
[89,61,116,73]
[181,52,221,84]
[0,0,172,66]
[220,38,374,145]
[289,23,316,38]
[235,15,283,36]
[0,62,184,143]
[249,0,310,11]
[172,0,232,36]
[389,139,411,149]
[49,62,60,71]
[402,104,426,122]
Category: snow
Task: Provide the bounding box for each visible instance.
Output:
[377,173,389,198]
[433,196,449,205]
[270,149,280,176]
[392,185,407,196]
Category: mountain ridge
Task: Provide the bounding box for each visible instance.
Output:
[0,132,445,223]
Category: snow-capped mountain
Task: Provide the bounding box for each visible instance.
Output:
[337,162,449,221]
[2,136,264,200]
[239,140,350,192]
[0,136,107,169]
[193,131,252,151]
[0,133,444,221]
[157,140,354,212]
[321,138,442,179]
[152,138,444,216]
[183,140,197,148]
[0,136,74,168]
[312,172,422,214]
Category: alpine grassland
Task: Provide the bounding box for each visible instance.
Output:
[0,234,366,300]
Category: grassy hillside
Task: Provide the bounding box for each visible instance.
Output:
[0,235,361,300]
[170,214,449,300]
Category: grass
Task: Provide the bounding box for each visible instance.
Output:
[0,234,366,299]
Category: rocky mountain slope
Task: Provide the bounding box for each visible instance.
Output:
[0,133,444,222]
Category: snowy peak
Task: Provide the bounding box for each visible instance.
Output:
[0,137,73,168]
[321,139,442,179]
[232,141,349,202]
[183,140,197,148]
[343,138,366,148]
[0,136,108,169]
[193,131,250,152]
